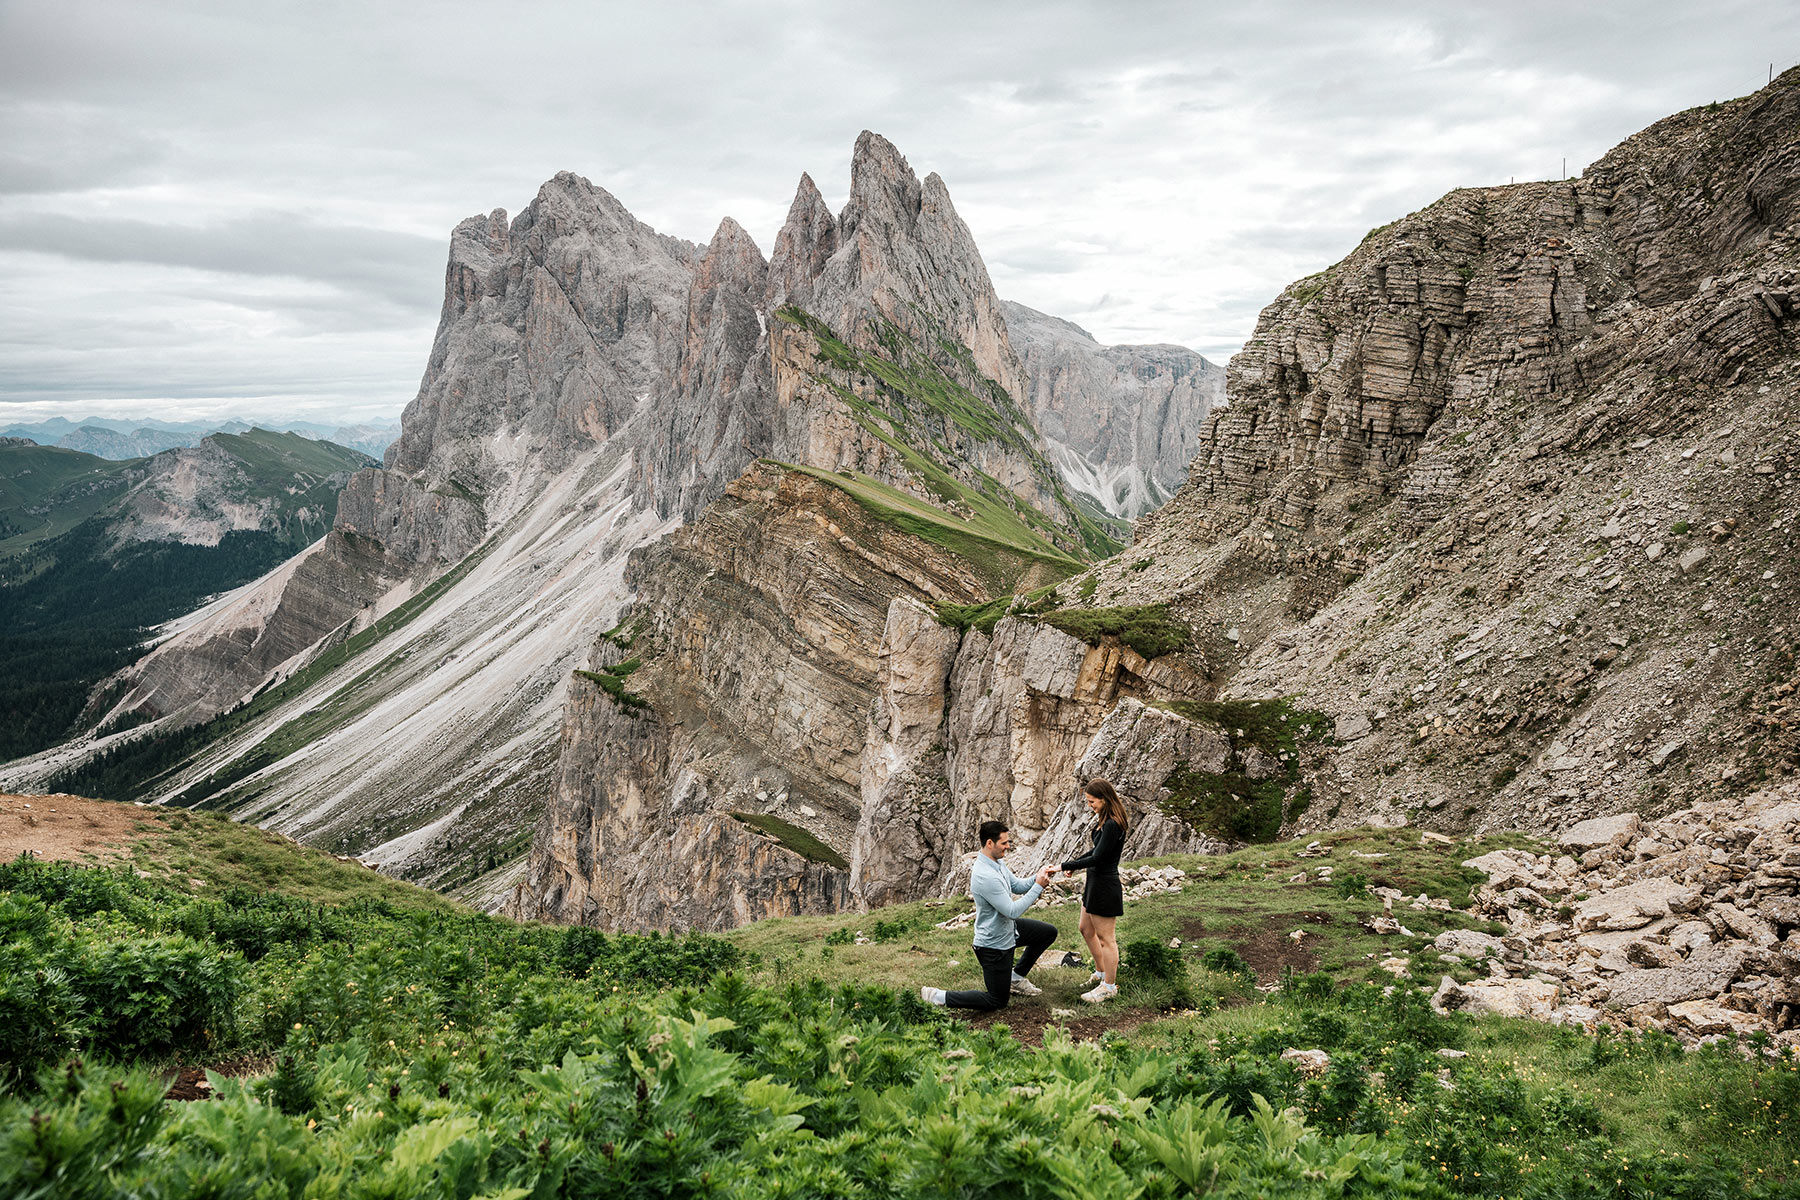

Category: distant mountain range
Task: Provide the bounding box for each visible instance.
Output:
[0,428,376,763]
[1,416,402,461]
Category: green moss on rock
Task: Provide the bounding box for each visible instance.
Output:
[1039,604,1189,659]
[1157,698,1334,844]
[728,812,849,870]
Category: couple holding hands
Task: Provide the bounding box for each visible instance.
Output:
[923,779,1128,1010]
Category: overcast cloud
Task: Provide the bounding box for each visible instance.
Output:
[0,0,1791,424]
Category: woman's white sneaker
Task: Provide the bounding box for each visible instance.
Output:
[1084,970,1104,987]
[1080,981,1118,1004]
[921,987,947,1006]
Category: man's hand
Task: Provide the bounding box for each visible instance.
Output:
[1035,867,1053,888]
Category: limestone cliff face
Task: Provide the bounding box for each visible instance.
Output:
[506,656,852,932]
[1074,70,1800,839]
[1003,301,1225,518]
[850,598,1208,907]
[508,462,1002,929]
[390,182,693,499]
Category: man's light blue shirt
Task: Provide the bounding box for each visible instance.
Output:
[970,852,1042,950]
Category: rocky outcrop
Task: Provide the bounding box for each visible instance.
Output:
[810,133,1023,406]
[331,469,483,566]
[1065,69,1800,837]
[113,429,371,549]
[1452,778,1800,1047]
[506,655,852,932]
[850,601,1209,907]
[1026,700,1234,872]
[509,463,998,929]
[1003,300,1224,517]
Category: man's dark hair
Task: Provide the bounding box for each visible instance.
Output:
[977,819,1008,847]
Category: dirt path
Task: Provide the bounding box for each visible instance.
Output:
[1,792,163,865]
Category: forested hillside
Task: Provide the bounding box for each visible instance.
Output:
[0,430,373,761]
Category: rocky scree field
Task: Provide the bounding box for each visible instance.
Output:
[1051,68,1800,842]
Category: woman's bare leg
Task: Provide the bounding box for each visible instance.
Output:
[1091,915,1119,984]
[1078,908,1102,973]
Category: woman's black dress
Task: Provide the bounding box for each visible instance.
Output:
[1062,818,1125,918]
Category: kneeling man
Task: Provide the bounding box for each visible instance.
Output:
[922,819,1056,1010]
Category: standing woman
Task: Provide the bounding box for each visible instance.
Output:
[1062,779,1127,1003]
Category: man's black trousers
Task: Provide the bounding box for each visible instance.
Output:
[945,917,1057,1011]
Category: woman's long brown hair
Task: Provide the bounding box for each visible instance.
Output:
[1082,779,1129,835]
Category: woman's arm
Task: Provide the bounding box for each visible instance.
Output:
[1062,820,1112,873]
[1092,818,1125,872]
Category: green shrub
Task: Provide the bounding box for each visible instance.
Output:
[1039,603,1190,659]
[1200,947,1253,977]
[1157,699,1334,844]
[76,931,240,1058]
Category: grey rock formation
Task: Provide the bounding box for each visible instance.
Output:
[1003,301,1224,517]
[1059,68,1800,836]
[851,599,965,909]
[507,646,853,932]
[1456,779,1800,1045]
[848,604,1208,907]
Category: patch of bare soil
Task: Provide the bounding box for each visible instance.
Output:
[1,793,161,865]
[163,1055,274,1102]
[963,1000,1153,1047]
[1226,915,1326,983]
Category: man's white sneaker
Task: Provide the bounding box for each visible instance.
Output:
[1010,973,1042,997]
[921,987,947,1006]
[1080,982,1118,1004]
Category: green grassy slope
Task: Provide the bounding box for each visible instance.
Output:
[3,812,1795,1197]
[0,443,139,556]
[780,461,1082,594]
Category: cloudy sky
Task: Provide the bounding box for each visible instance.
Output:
[0,1,1790,426]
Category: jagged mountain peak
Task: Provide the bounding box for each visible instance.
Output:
[766,173,838,311]
[838,130,923,240]
[798,132,1022,407]
[696,215,768,281]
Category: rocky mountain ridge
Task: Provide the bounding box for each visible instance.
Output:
[1,418,401,461]
[1003,300,1225,519]
[526,68,1800,934]
[1033,70,1800,847]
[10,132,1201,911]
